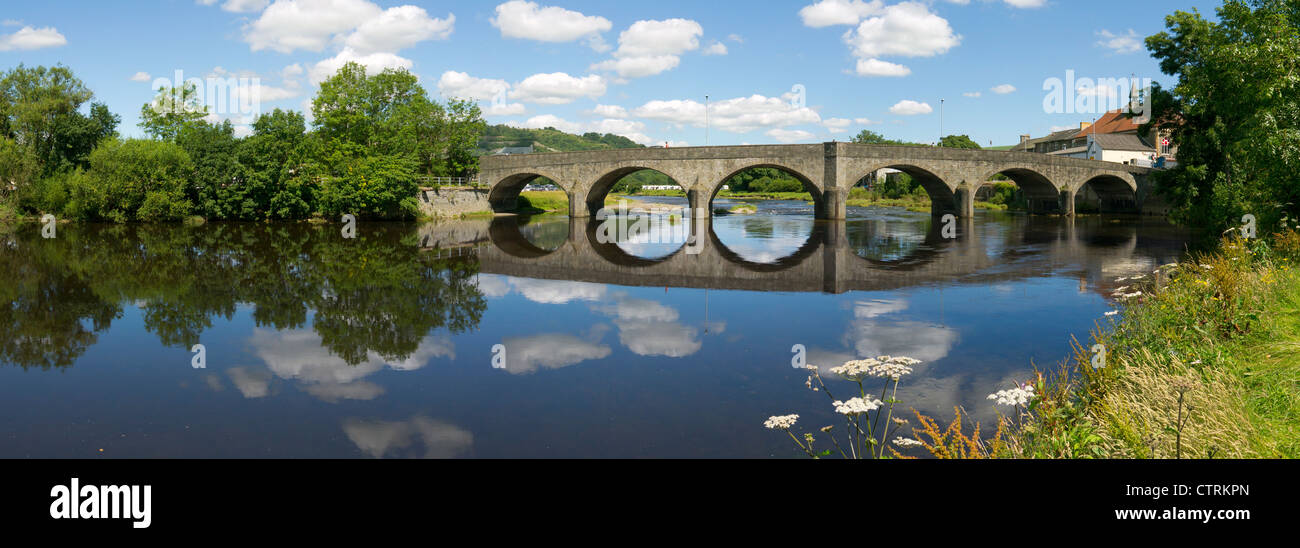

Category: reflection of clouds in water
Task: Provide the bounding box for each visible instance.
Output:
[204,374,225,393]
[501,331,612,374]
[714,216,814,264]
[304,382,385,403]
[806,348,857,369]
[475,275,608,305]
[616,321,701,358]
[474,274,512,298]
[853,299,908,319]
[482,276,709,360]
[226,366,273,399]
[891,368,1039,427]
[595,292,702,357]
[342,416,473,459]
[843,321,958,364]
[245,329,455,402]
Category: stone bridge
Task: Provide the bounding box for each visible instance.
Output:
[422,216,1166,295]
[480,143,1157,220]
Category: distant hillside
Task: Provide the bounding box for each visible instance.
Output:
[478,125,645,154]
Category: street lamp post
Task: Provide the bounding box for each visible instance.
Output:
[939,98,945,147]
[705,95,710,146]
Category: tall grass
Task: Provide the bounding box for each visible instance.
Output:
[998,230,1300,459]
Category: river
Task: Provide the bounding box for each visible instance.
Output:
[0,201,1189,458]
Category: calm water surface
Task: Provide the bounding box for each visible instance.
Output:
[0,201,1189,458]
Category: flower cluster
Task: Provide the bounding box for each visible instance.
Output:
[828,356,921,381]
[764,415,799,430]
[833,397,882,416]
[987,384,1036,407]
[893,437,924,448]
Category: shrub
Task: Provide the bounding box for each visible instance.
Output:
[83,139,195,222]
[316,154,420,220]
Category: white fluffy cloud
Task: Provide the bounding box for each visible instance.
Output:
[766,128,816,143]
[244,0,454,90]
[245,0,384,53]
[854,58,911,77]
[633,94,821,134]
[509,72,606,104]
[702,41,728,56]
[591,104,629,118]
[799,0,883,27]
[889,100,933,115]
[991,84,1017,94]
[0,26,66,51]
[844,2,960,60]
[129,72,152,82]
[437,71,509,101]
[518,114,655,145]
[591,18,703,78]
[310,48,412,83]
[491,1,611,46]
[199,0,271,12]
[344,6,454,55]
[1096,29,1142,54]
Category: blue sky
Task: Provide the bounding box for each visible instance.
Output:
[1,0,1222,146]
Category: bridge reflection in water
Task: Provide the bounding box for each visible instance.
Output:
[420,212,1185,295]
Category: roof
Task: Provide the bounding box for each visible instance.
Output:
[1074,109,1143,138]
[1011,128,1080,151]
[1092,133,1155,152]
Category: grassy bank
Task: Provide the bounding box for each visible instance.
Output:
[989,231,1300,459]
[510,191,643,215]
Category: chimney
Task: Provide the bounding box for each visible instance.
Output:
[1019,134,1031,144]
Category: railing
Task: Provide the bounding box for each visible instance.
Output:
[427,244,483,259]
[418,176,482,188]
[310,175,483,188]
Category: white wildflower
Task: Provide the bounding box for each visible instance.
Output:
[833,397,882,416]
[1105,311,1119,317]
[893,437,924,448]
[829,359,880,379]
[764,415,799,430]
[987,385,1036,407]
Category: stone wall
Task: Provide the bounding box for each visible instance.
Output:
[418,186,492,218]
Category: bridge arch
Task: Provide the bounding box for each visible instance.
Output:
[1075,174,1139,214]
[585,166,691,217]
[711,163,823,216]
[978,166,1063,215]
[489,171,570,213]
[849,163,957,216]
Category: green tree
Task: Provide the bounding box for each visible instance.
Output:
[241,109,313,219]
[939,134,981,149]
[0,64,113,177]
[139,82,210,142]
[1145,0,1300,234]
[851,130,913,146]
[178,120,252,219]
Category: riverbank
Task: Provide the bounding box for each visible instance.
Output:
[511,191,676,215]
[994,231,1300,459]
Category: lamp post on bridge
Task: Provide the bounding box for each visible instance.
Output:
[705,94,710,146]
